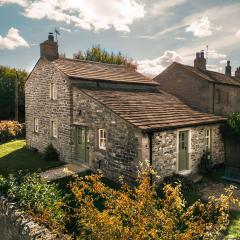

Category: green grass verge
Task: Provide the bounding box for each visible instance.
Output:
[0,140,65,176]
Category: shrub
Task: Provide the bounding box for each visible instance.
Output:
[198,150,213,174]
[70,166,240,240]
[0,120,23,143]
[0,173,67,233]
[44,144,59,161]
[221,112,240,140]
[159,173,199,201]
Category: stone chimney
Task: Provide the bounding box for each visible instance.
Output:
[40,33,59,61]
[225,60,232,76]
[194,51,206,70]
[236,67,240,77]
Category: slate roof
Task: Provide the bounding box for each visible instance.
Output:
[82,89,226,131]
[54,58,158,86]
[174,62,240,87]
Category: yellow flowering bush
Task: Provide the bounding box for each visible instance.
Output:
[0,120,23,143]
[70,168,240,240]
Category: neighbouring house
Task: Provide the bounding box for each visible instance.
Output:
[154,51,240,116]
[25,34,226,182]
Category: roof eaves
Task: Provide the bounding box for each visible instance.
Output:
[141,118,226,133]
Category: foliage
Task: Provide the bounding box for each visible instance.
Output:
[0,121,23,143]
[0,66,27,121]
[44,144,60,161]
[73,45,136,68]
[221,112,240,140]
[70,167,240,240]
[198,150,213,174]
[0,173,68,234]
[159,173,200,204]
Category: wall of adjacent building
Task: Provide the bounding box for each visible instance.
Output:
[213,83,240,116]
[154,63,212,113]
[72,87,143,183]
[141,124,225,180]
[25,59,73,162]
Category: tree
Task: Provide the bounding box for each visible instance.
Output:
[73,45,136,69]
[0,66,27,121]
[70,166,240,240]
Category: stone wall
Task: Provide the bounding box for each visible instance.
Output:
[147,124,225,179]
[0,196,55,240]
[25,59,73,162]
[72,87,142,182]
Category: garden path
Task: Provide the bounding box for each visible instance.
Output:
[40,163,89,181]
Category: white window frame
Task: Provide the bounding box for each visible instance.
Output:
[50,83,57,100]
[50,121,58,138]
[204,128,212,152]
[98,129,106,150]
[34,118,39,133]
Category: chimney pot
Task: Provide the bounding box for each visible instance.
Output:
[48,32,54,41]
[236,67,240,77]
[225,60,232,76]
[40,33,59,61]
[194,51,206,70]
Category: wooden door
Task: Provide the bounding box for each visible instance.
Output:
[178,130,189,171]
[76,127,89,163]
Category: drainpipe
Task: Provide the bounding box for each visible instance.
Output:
[148,132,153,185]
[212,83,215,114]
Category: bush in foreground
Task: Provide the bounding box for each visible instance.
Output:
[0,121,23,143]
[0,173,67,235]
[71,167,240,240]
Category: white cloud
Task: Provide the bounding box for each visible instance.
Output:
[0,0,27,7]
[1,0,145,32]
[137,50,183,77]
[0,28,29,49]
[186,17,213,37]
[207,50,226,59]
[150,0,187,16]
[236,30,240,37]
[220,60,227,65]
[207,64,223,73]
[175,37,186,40]
[59,27,71,33]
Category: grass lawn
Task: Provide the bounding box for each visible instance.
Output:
[0,140,65,176]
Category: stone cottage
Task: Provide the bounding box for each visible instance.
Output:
[25,34,226,182]
[154,51,240,116]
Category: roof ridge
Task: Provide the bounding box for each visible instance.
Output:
[56,57,132,69]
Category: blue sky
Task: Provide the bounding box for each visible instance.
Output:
[0,0,240,76]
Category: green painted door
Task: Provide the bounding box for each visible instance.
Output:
[76,127,89,163]
[178,131,189,171]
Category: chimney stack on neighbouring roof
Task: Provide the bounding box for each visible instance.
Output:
[225,60,232,76]
[194,51,206,70]
[40,33,59,61]
[236,67,240,77]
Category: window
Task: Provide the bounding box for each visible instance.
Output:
[99,129,106,150]
[215,89,221,104]
[204,129,212,151]
[50,121,57,138]
[50,83,57,100]
[34,118,39,133]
